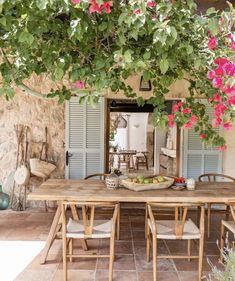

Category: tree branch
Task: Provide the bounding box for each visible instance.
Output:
[18,83,49,99]
[0,48,49,99]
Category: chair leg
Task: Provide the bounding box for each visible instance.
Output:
[187,240,191,262]
[207,204,211,238]
[220,221,225,261]
[109,235,115,281]
[226,205,230,221]
[197,206,200,227]
[69,239,73,262]
[152,235,157,281]
[116,203,120,240]
[145,205,148,239]
[146,224,150,262]
[63,235,67,281]
[198,237,204,281]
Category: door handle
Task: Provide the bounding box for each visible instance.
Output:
[66,151,73,166]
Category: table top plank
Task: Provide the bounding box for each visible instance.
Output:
[27,179,235,204]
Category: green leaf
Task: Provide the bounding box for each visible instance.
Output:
[54,67,64,80]
[186,45,193,54]
[123,50,133,63]
[208,18,219,36]
[160,59,169,74]
[143,71,151,81]
[143,52,151,60]
[0,17,6,26]
[206,7,217,15]
[18,31,34,45]
[36,0,49,10]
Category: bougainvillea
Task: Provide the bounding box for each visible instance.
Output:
[0,0,235,147]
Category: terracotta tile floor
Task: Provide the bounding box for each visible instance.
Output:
[0,208,225,281]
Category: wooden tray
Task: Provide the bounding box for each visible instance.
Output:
[121,177,174,192]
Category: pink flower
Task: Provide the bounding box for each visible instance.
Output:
[214,57,229,66]
[212,117,222,127]
[211,93,222,103]
[228,96,235,105]
[208,37,218,50]
[184,115,198,129]
[190,115,198,124]
[227,33,235,42]
[223,122,233,130]
[89,0,102,13]
[152,14,157,21]
[177,101,184,107]
[224,63,235,76]
[182,107,192,114]
[184,122,193,129]
[199,133,206,139]
[74,80,85,89]
[147,0,156,7]
[168,114,175,128]
[214,103,227,116]
[207,70,216,80]
[212,77,223,88]
[214,66,224,76]
[71,0,81,4]
[223,85,235,96]
[101,1,113,13]
[133,9,141,14]
[218,145,227,151]
[172,104,179,113]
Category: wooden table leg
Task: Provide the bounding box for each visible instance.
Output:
[40,204,62,264]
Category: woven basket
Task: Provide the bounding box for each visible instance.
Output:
[30,158,56,178]
[105,174,119,189]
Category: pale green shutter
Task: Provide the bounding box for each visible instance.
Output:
[65,97,105,179]
[183,105,222,180]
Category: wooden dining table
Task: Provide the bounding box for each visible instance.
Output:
[28,179,235,264]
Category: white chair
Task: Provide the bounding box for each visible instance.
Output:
[146,203,205,281]
[61,201,119,281]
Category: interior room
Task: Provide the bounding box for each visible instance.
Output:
[107,99,178,176]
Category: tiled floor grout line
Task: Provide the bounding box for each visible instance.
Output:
[129,216,139,281]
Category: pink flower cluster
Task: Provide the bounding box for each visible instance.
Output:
[168,101,198,129]
[89,0,113,13]
[206,31,235,150]
[71,0,113,14]
[207,57,235,132]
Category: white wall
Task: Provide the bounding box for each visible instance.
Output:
[129,113,148,151]
[114,113,148,151]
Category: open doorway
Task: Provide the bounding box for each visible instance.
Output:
[106,99,180,176]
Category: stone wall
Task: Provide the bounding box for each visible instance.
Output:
[0,91,65,207]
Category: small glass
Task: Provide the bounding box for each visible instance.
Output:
[186,178,196,190]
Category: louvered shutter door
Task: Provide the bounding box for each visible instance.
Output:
[65,97,104,179]
[183,104,222,180]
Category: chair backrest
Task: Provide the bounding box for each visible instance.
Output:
[84,173,109,180]
[147,202,205,238]
[61,201,119,237]
[198,173,235,182]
